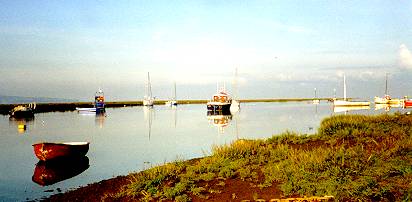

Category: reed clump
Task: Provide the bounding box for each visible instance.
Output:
[114,114,412,201]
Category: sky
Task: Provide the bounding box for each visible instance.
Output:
[0,0,412,101]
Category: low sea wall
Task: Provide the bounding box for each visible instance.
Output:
[0,98,333,115]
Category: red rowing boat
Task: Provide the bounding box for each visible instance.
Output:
[33,142,90,161]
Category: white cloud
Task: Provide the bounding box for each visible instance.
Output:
[399,44,412,69]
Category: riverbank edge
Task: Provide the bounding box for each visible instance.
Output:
[45,113,412,201]
[0,98,335,115]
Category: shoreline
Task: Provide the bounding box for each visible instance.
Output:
[0,98,334,115]
[45,113,412,201]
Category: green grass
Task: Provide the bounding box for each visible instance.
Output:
[107,114,412,201]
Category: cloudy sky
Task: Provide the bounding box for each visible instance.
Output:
[0,1,412,101]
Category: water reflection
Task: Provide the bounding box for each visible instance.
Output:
[333,106,370,113]
[374,103,402,112]
[95,113,106,128]
[9,117,35,134]
[32,156,89,186]
[143,106,154,140]
[207,111,232,134]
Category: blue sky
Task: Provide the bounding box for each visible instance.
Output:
[0,1,412,101]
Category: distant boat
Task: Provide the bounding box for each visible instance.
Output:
[165,82,178,106]
[207,83,232,112]
[404,97,412,108]
[313,88,320,104]
[9,102,36,118]
[76,89,105,113]
[94,88,105,113]
[32,156,89,186]
[143,72,154,106]
[374,73,402,104]
[333,75,370,106]
[32,142,90,161]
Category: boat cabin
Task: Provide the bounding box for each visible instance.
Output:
[212,92,230,103]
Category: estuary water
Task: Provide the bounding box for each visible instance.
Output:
[0,102,409,201]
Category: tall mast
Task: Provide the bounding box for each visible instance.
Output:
[147,72,152,98]
[343,74,347,101]
[385,73,388,95]
[173,81,176,100]
[233,68,238,100]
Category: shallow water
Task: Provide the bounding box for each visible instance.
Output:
[0,102,409,201]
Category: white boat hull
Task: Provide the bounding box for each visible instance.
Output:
[76,107,96,112]
[334,105,370,113]
[333,100,370,106]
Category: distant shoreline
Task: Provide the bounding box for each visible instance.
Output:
[0,98,335,115]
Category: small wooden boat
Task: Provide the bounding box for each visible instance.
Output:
[33,142,90,161]
[32,156,89,186]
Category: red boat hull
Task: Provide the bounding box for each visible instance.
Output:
[404,100,412,107]
[33,142,90,161]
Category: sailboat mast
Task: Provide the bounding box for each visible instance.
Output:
[233,68,238,100]
[385,73,388,95]
[147,72,152,98]
[343,75,347,101]
[173,82,176,100]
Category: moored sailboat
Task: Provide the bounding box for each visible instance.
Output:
[143,72,154,106]
[333,75,370,106]
[165,82,177,106]
[374,73,402,105]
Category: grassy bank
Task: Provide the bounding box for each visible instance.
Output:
[48,113,412,201]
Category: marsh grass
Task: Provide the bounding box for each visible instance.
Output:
[115,114,412,201]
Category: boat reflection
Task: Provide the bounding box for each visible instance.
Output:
[207,111,232,134]
[95,112,106,128]
[9,117,35,134]
[333,105,370,113]
[143,106,154,140]
[375,103,402,112]
[32,156,89,186]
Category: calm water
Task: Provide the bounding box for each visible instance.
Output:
[0,102,409,201]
